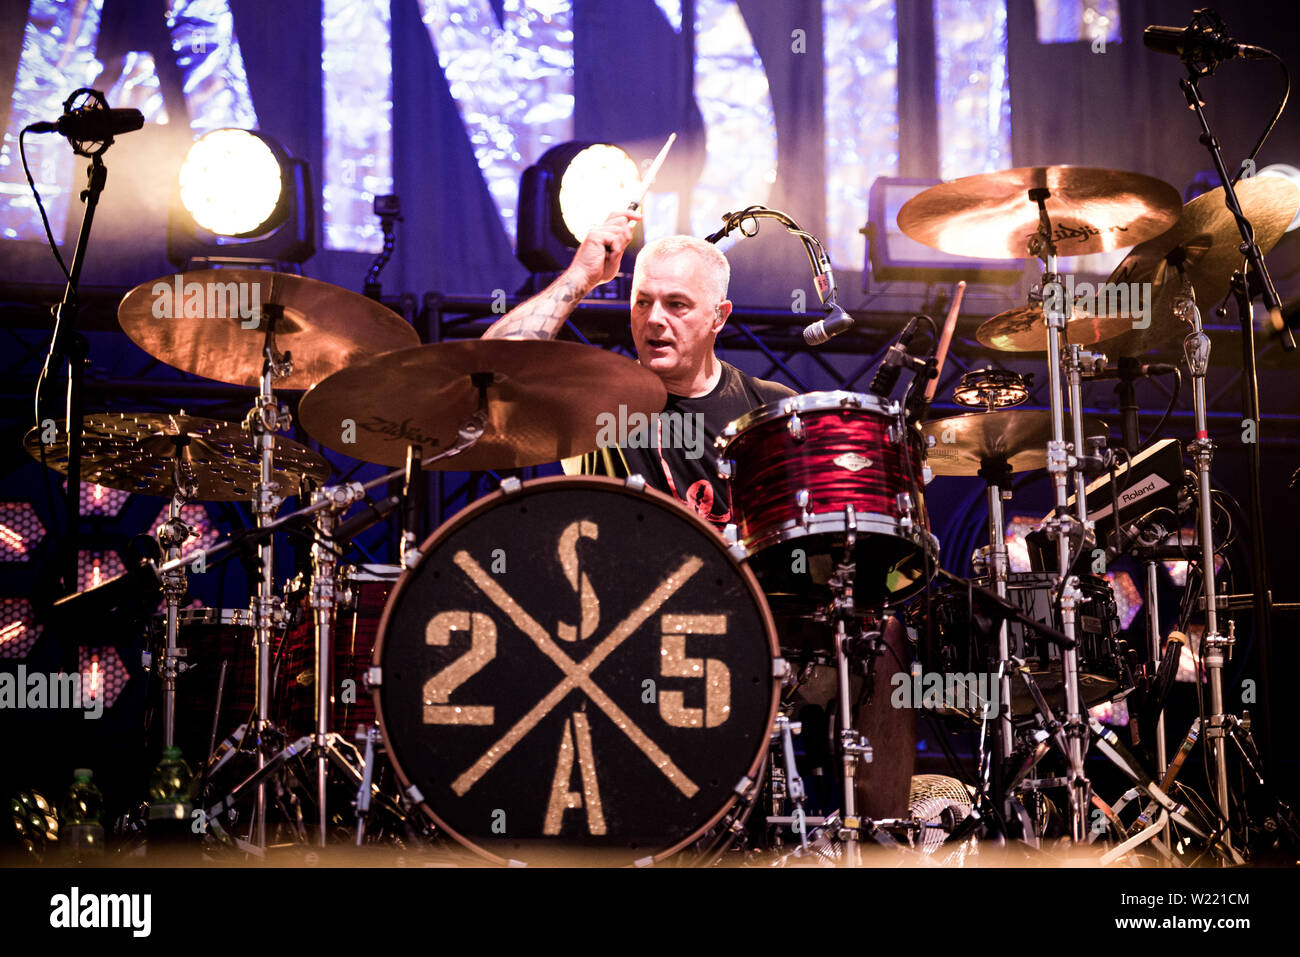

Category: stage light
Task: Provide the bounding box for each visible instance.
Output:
[0,503,46,561]
[79,646,130,711]
[516,142,642,274]
[0,599,42,659]
[167,128,315,267]
[180,129,284,236]
[1258,164,1300,232]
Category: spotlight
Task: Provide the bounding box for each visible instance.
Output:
[167,128,314,268]
[516,142,642,274]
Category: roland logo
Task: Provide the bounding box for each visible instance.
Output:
[1120,478,1158,506]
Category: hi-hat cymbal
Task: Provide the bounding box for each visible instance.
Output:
[297,339,669,469]
[23,412,332,500]
[922,409,1109,476]
[1101,176,1300,355]
[119,270,420,390]
[976,302,1137,352]
[898,166,1182,259]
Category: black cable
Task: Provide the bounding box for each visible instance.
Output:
[1137,369,1181,453]
[1230,51,1290,186]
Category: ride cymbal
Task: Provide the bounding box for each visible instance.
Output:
[297,339,668,469]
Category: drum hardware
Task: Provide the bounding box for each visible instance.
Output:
[202,421,491,848]
[766,715,811,851]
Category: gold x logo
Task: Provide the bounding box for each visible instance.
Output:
[449,549,703,799]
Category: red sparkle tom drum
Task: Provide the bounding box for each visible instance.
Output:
[716,391,938,615]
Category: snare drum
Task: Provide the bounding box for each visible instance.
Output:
[716,391,938,614]
[917,571,1132,716]
[280,564,399,737]
[371,475,780,866]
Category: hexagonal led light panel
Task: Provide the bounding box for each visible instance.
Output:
[0,598,42,659]
[0,502,46,561]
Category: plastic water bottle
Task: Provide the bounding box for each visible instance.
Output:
[61,769,105,862]
[147,746,194,852]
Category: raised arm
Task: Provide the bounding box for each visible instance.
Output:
[482,210,642,340]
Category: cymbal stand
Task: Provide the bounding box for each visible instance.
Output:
[977,458,1015,788]
[310,481,366,846]
[1027,192,1092,842]
[155,444,200,751]
[247,305,293,849]
[1175,279,1233,852]
[202,402,491,848]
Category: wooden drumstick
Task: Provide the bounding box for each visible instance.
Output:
[629,132,676,211]
[924,280,966,403]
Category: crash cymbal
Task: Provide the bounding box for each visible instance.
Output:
[297,339,668,469]
[119,270,420,389]
[897,166,1182,259]
[23,412,332,500]
[1101,176,1300,355]
[922,409,1108,476]
[976,302,1137,352]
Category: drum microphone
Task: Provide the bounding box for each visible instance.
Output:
[1143,23,1269,63]
[332,494,402,545]
[1080,361,1177,381]
[868,316,921,397]
[803,302,855,346]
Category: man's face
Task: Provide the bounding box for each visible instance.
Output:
[630,251,729,387]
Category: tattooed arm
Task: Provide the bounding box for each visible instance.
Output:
[482,209,642,340]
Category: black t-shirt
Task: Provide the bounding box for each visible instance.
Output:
[567,360,795,528]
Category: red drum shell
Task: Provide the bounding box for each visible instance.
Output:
[280,566,398,736]
[718,392,936,611]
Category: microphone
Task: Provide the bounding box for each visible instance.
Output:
[332,494,402,545]
[802,302,855,346]
[30,107,144,142]
[1142,23,1269,63]
[1080,361,1178,381]
[868,316,921,396]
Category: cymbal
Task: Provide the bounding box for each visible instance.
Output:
[119,270,420,389]
[897,166,1182,259]
[297,339,669,469]
[1101,176,1300,355]
[922,409,1109,476]
[23,412,332,500]
[976,302,1136,352]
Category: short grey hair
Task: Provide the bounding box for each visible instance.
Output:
[634,235,730,305]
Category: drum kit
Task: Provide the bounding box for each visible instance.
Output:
[27,160,1299,866]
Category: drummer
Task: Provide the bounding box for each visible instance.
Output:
[485,211,916,823]
[483,209,793,529]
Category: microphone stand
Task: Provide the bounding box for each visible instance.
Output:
[48,150,107,596]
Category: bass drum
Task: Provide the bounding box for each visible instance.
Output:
[372,475,781,866]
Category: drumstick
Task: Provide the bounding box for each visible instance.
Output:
[924,280,966,403]
[629,132,676,211]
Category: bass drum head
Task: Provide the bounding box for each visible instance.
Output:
[373,476,780,866]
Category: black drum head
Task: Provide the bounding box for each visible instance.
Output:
[374,477,779,866]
